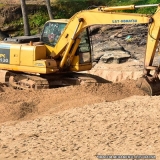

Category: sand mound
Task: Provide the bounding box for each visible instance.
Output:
[0,92,159,159]
[0,79,145,123]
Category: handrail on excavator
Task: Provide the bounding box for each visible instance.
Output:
[98,4,160,12]
[135,4,159,8]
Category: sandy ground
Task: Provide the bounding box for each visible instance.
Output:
[0,79,159,160]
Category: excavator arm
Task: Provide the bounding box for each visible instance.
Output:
[144,11,160,71]
[136,6,160,95]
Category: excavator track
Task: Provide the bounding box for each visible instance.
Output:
[9,74,49,90]
[1,71,108,90]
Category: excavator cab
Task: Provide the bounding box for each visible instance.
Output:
[41,19,93,72]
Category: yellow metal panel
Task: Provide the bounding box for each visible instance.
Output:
[79,64,92,71]
[33,59,58,69]
[70,56,92,71]
[71,55,79,66]
[144,7,160,67]
[34,45,46,60]
[0,63,58,74]
[70,63,92,71]
[20,45,34,66]
[33,60,46,68]
[10,44,21,65]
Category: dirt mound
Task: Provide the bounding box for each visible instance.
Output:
[0,92,159,159]
[0,79,145,123]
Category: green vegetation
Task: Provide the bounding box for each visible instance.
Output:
[29,11,48,35]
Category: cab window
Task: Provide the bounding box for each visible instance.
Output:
[41,22,66,46]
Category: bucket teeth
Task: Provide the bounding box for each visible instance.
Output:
[136,77,160,96]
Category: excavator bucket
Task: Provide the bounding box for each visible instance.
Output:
[136,77,160,96]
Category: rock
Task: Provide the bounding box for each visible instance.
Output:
[93,41,123,52]
[89,25,102,35]
[100,53,114,63]
[100,50,130,64]
[91,24,148,46]
[92,39,132,64]
[93,52,104,62]
[117,33,123,38]
[110,35,115,39]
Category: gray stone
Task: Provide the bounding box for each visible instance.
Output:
[100,50,131,64]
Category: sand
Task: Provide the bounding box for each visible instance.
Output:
[0,80,159,159]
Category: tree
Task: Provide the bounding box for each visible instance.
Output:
[45,0,53,20]
[20,0,30,36]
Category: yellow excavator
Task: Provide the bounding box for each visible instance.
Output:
[0,3,160,95]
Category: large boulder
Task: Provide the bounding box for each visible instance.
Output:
[100,50,130,64]
[93,41,130,64]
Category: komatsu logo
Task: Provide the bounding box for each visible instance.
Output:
[0,54,5,58]
[112,19,137,23]
[35,63,44,66]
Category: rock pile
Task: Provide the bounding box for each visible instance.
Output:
[85,24,155,82]
[90,24,148,64]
